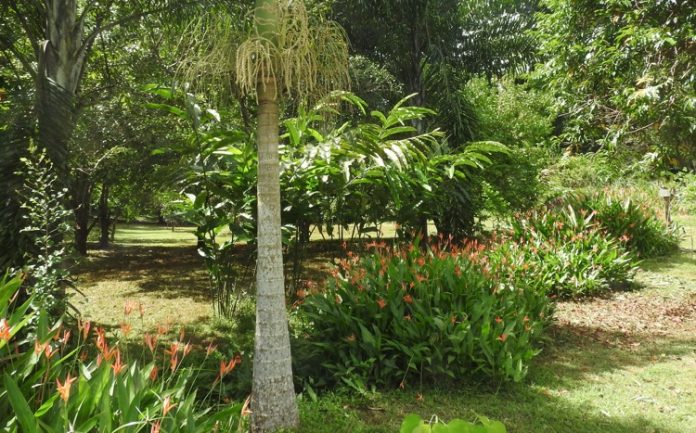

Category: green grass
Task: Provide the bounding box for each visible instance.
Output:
[74,218,696,433]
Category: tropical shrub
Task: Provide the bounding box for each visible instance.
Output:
[508,206,639,298]
[0,272,243,433]
[301,239,553,387]
[567,193,680,258]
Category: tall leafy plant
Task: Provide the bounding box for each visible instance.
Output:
[18,148,74,319]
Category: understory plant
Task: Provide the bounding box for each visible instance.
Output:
[566,193,680,258]
[0,272,243,433]
[508,206,639,298]
[301,239,553,387]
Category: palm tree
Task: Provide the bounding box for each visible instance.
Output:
[181,1,349,431]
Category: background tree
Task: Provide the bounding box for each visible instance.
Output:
[534,0,696,163]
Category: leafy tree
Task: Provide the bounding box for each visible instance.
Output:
[535,0,696,161]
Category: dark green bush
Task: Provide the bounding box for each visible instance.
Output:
[508,206,639,298]
[567,194,681,258]
[301,240,553,387]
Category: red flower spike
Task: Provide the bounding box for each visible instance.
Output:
[497,334,508,343]
[376,298,386,309]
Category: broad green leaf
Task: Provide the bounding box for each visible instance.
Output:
[3,373,38,433]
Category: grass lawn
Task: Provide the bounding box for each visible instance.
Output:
[73,216,696,433]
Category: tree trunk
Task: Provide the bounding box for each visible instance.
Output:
[98,183,110,248]
[72,174,93,255]
[36,0,89,180]
[250,74,299,432]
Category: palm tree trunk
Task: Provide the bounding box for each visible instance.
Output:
[251,75,299,432]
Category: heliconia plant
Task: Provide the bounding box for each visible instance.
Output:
[507,205,639,298]
[0,272,243,433]
[301,237,553,387]
[565,193,680,258]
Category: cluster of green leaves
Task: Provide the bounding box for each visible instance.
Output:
[301,238,553,387]
[400,414,506,433]
[507,205,639,298]
[535,0,696,156]
[146,84,257,317]
[567,193,681,258]
[0,273,242,433]
[18,149,74,317]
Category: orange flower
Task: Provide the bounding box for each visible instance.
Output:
[206,342,217,356]
[402,294,413,304]
[0,319,11,342]
[119,322,132,337]
[150,420,161,433]
[183,342,192,357]
[56,373,77,402]
[124,299,136,316]
[149,365,159,381]
[454,265,462,277]
[60,330,71,345]
[44,344,57,359]
[156,323,170,336]
[78,319,91,340]
[162,396,176,416]
[376,298,386,309]
[219,355,241,379]
[415,274,427,283]
[416,257,426,267]
[497,333,508,343]
[296,289,307,299]
[164,342,179,356]
[112,350,127,375]
[495,316,503,324]
[169,353,179,372]
[144,334,158,353]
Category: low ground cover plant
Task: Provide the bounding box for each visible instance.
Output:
[302,239,553,387]
[0,273,242,433]
[400,414,507,433]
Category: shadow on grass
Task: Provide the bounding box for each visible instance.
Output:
[533,323,696,387]
[640,253,696,273]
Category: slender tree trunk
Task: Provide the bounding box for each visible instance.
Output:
[98,183,110,248]
[251,75,299,432]
[72,174,93,255]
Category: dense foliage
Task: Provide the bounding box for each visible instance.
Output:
[302,239,553,386]
[535,0,696,159]
[0,273,242,433]
[566,194,681,258]
[507,206,638,298]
